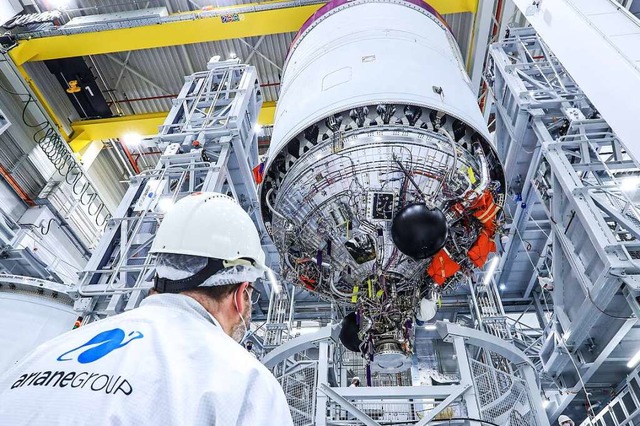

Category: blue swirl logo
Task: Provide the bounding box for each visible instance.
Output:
[57,328,144,364]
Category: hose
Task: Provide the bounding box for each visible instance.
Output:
[0,61,111,228]
[35,127,112,227]
[329,274,352,299]
[265,188,287,221]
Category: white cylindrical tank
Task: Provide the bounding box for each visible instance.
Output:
[269,0,489,160]
[0,276,76,373]
[259,0,505,370]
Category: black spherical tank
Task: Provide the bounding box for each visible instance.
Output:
[339,312,363,353]
[391,203,448,259]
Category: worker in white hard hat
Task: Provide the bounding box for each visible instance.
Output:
[558,415,575,426]
[0,192,294,426]
[350,376,361,387]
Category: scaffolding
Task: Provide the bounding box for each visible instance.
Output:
[262,322,549,426]
[580,363,640,425]
[69,60,268,319]
[489,27,640,420]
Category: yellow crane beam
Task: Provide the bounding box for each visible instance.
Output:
[15,0,477,157]
[69,101,277,152]
[70,112,167,152]
[9,0,477,65]
[16,64,71,139]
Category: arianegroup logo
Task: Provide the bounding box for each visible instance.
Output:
[57,328,144,364]
[9,328,143,395]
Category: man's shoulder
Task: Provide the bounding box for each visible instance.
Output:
[242,353,282,387]
[201,339,275,379]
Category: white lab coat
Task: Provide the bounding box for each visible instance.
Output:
[0,293,294,426]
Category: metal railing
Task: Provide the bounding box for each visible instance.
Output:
[579,363,640,425]
[471,358,540,426]
[275,361,318,426]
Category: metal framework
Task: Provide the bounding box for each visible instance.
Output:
[580,363,640,425]
[68,102,277,153]
[69,112,168,153]
[69,60,271,319]
[0,206,85,285]
[489,27,640,421]
[510,0,640,165]
[0,53,111,247]
[263,321,549,426]
[263,286,295,350]
[0,213,64,281]
[7,0,478,66]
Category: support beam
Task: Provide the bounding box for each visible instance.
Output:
[437,321,535,369]
[105,54,172,94]
[451,336,482,423]
[69,102,277,151]
[14,64,70,139]
[548,318,637,422]
[511,0,640,164]
[8,0,478,65]
[316,343,330,426]
[239,37,282,72]
[335,385,468,399]
[262,324,339,369]
[469,0,495,92]
[9,4,319,65]
[414,386,470,426]
[258,101,277,127]
[70,112,168,152]
[318,384,378,426]
[245,35,266,65]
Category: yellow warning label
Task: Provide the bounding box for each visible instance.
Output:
[468,167,477,184]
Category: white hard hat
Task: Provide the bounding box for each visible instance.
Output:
[558,415,574,426]
[150,192,266,269]
[352,376,360,382]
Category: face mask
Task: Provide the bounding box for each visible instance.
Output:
[231,315,251,344]
[231,288,252,343]
[231,316,249,343]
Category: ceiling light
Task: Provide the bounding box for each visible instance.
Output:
[542,398,550,409]
[627,349,640,369]
[620,176,640,192]
[499,284,506,291]
[254,123,263,134]
[122,133,142,147]
[424,324,437,331]
[483,256,500,285]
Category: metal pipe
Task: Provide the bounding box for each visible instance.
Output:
[55,1,155,14]
[21,0,329,41]
[120,141,141,175]
[107,93,177,105]
[0,163,35,207]
[108,138,136,178]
